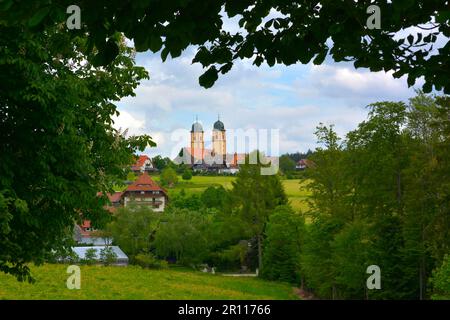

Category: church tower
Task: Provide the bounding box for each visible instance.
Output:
[190,117,204,164]
[212,115,226,164]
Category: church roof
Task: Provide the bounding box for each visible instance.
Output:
[213,120,225,131]
[191,121,203,132]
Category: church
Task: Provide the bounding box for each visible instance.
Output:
[174,117,245,173]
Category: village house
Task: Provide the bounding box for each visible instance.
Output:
[131,154,156,173]
[296,159,311,170]
[121,172,168,212]
[75,172,168,244]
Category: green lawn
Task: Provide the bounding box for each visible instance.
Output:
[156,175,236,196]
[0,264,299,300]
[282,179,312,212]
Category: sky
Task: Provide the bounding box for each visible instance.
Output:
[113,13,434,159]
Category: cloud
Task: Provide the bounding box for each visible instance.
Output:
[112,110,145,135]
[117,48,419,158]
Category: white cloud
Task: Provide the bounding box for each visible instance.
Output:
[117,47,419,157]
[112,110,145,135]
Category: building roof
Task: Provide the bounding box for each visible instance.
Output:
[108,192,123,203]
[213,120,225,131]
[191,121,203,132]
[72,246,128,260]
[125,172,167,193]
[131,155,151,171]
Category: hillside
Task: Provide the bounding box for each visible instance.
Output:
[0,264,299,300]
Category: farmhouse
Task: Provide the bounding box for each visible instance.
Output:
[131,154,155,173]
[121,172,168,212]
[296,159,312,170]
[76,172,168,244]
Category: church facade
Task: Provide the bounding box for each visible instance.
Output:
[175,117,244,173]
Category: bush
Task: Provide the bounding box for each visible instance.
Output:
[182,169,192,180]
[100,246,117,266]
[83,248,98,265]
[209,243,248,271]
[160,167,178,187]
[135,253,168,269]
[430,254,450,300]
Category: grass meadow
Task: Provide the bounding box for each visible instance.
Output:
[0,264,299,300]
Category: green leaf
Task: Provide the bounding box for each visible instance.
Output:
[407,75,416,87]
[28,6,51,27]
[149,35,163,53]
[161,47,170,62]
[422,81,432,93]
[92,39,119,67]
[313,49,327,65]
[199,66,218,88]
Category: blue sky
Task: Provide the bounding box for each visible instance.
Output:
[114,47,422,158]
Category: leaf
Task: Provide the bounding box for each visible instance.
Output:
[28,6,51,27]
[199,66,218,88]
[161,47,170,62]
[407,34,414,45]
[416,32,422,44]
[313,49,327,65]
[219,62,233,74]
[92,39,119,67]
[149,35,163,53]
[422,81,432,93]
[407,75,416,87]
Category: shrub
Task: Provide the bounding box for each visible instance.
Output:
[83,248,98,265]
[182,169,192,180]
[430,254,450,300]
[100,246,117,266]
[135,253,168,269]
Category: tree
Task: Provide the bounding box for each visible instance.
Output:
[160,167,178,187]
[106,206,160,261]
[152,155,167,170]
[152,209,211,265]
[100,246,118,266]
[260,205,304,284]
[301,93,450,299]
[182,169,193,181]
[201,186,228,209]
[0,24,153,281]
[169,192,203,211]
[229,151,288,270]
[279,155,296,175]
[83,248,98,266]
[2,1,448,92]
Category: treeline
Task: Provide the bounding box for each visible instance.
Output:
[301,93,450,299]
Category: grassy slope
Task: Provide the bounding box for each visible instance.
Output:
[0,264,298,300]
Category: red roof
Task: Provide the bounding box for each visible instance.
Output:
[108,192,123,203]
[132,155,150,168]
[97,191,123,203]
[81,220,91,228]
[126,172,166,193]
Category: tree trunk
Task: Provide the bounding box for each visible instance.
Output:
[257,234,263,271]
